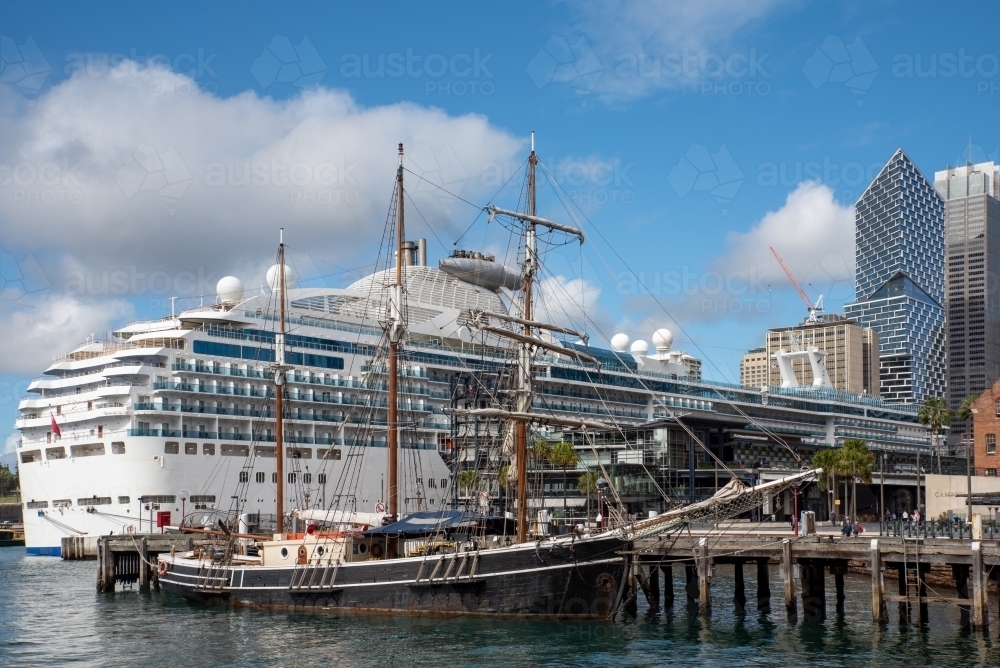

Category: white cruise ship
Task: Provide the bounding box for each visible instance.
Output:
[15,239,933,556]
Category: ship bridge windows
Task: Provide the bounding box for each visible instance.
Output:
[45,446,66,460]
[70,443,105,458]
[164,442,180,454]
[20,450,41,464]
[78,496,112,506]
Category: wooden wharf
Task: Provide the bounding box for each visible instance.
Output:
[629,531,1000,630]
[94,533,215,593]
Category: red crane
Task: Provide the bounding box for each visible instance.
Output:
[770,246,823,323]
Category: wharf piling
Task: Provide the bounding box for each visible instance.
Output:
[96,533,205,592]
[631,532,1000,632]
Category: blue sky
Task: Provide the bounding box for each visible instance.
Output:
[2,1,999,466]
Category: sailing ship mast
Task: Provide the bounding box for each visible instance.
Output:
[274,228,288,535]
[514,133,537,543]
[388,143,404,522]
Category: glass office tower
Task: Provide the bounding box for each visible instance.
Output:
[845,149,946,403]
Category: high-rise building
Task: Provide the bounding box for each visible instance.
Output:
[934,161,1000,440]
[740,347,768,388]
[844,148,946,404]
[765,315,879,394]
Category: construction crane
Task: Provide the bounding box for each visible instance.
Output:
[770,246,824,323]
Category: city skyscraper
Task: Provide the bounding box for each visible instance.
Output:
[844,148,946,403]
[934,161,1000,441]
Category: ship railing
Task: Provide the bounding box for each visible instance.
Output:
[32,362,166,383]
[18,428,130,447]
[127,428,182,437]
[51,340,183,364]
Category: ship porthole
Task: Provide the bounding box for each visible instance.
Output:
[596,572,616,593]
[280,547,289,559]
[358,543,368,554]
[316,546,325,556]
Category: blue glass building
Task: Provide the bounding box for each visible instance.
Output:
[844,149,946,403]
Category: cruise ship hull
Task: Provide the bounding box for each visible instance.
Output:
[159,534,628,618]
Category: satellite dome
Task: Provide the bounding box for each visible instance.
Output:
[266,264,296,291]
[216,276,244,306]
[652,328,673,352]
[611,333,631,352]
[630,340,649,356]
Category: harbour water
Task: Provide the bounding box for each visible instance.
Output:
[2,546,999,667]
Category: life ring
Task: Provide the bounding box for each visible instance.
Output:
[370,543,384,559]
[158,560,169,575]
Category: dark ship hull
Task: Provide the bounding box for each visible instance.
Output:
[159,533,628,618]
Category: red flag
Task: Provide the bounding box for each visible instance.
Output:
[50,413,62,438]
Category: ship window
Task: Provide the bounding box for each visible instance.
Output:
[428,478,437,488]
[302,473,312,484]
[239,471,249,483]
[190,495,216,503]
[280,547,289,559]
[164,442,179,454]
[111,442,126,454]
[118,496,130,504]
[70,443,105,458]
[52,499,72,507]
[288,473,297,484]
[441,479,448,489]
[287,448,312,459]
[185,442,197,455]
[26,501,48,509]
[20,450,41,464]
[140,495,176,504]
[272,472,277,483]
[203,443,215,455]
[45,447,66,460]
[222,444,249,457]
[256,472,265,484]
[78,497,112,506]
[318,474,327,484]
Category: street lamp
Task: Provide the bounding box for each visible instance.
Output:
[179,489,188,526]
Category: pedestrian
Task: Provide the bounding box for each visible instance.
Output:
[902,510,908,522]
[841,519,851,536]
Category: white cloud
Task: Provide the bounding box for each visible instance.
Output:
[0,294,133,376]
[534,274,602,330]
[0,62,523,281]
[565,0,792,100]
[2,433,18,457]
[714,180,854,294]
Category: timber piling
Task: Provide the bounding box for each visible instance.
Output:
[96,533,206,593]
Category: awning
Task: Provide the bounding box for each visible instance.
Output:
[362,510,515,538]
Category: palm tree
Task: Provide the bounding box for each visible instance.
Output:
[918,396,952,475]
[813,439,873,524]
[548,442,579,515]
[530,440,553,497]
[578,470,600,525]
[458,470,481,505]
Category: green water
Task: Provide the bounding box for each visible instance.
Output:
[1,547,998,667]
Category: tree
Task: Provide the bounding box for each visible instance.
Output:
[548,442,579,514]
[918,396,952,474]
[0,463,17,498]
[530,440,553,497]
[578,470,600,525]
[812,440,873,523]
[458,470,481,499]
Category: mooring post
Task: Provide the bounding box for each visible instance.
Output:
[782,539,796,620]
[870,540,886,623]
[99,537,114,594]
[697,538,711,616]
[625,562,638,617]
[733,561,747,615]
[972,541,987,631]
[896,564,908,624]
[917,563,929,626]
[662,565,674,609]
[757,558,771,612]
[635,564,656,611]
[953,563,971,628]
[685,562,699,611]
[138,537,149,590]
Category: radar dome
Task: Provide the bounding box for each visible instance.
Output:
[611,333,631,352]
[266,264,296,292]
[630,340,649,356]
[652,328,673,352]
[216,276,244,306]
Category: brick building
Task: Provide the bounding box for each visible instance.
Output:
[971,382,1000,476]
